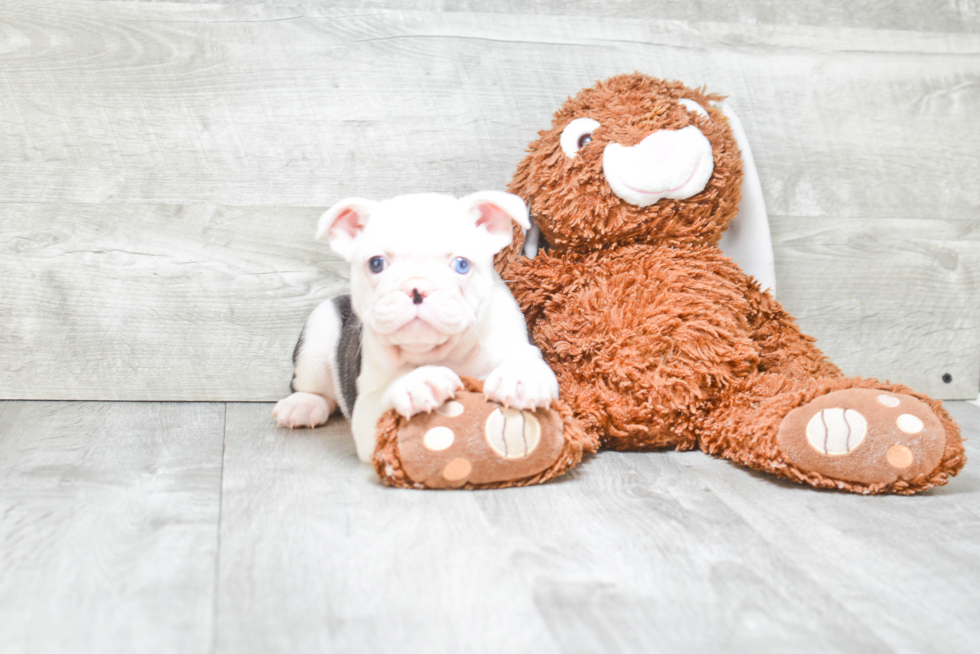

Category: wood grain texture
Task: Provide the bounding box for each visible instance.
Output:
[1,2,977,400]
[2,205,974,400]
[0,3,977,216]
[772,216,980,398]
[685,399,980,654]
[215,401,980,653]
[0,399,975,653]
[0,204,347,401]
[216,403,561,654]
[108,0,980,34]
[0,401,225,654]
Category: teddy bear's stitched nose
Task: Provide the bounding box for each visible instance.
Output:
[412,288,424,305]
[602,126,714,208]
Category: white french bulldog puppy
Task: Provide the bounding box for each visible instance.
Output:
[272,191,559,463]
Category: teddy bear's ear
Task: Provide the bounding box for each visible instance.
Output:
[460,191,530,254]
[713,101,778,296]
[315,197,379,261]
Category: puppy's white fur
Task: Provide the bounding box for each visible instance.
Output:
[273,191,559,463]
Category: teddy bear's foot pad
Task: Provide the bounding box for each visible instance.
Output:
[379,391,566,489]
[776,388,946,486]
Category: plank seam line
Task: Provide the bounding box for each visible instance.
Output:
[210,403,228,654]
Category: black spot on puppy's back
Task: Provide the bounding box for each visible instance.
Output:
[333,294,362,419]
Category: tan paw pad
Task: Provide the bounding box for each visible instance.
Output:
[437,401,465,417]
[485,408,541,459]
[423,426,455,451]
[777,388,946,486]
[886,444,914,469]
[805,408,867,455]
[896,414,923,434]
[442,458,472,482]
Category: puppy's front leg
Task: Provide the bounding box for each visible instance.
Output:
[483,351,559,410]
[350,366,463,463]
[350,390,386,463]
[384,366,463,418]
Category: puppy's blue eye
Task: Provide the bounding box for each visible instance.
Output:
[368,256,386,273]
[452,257,471,274]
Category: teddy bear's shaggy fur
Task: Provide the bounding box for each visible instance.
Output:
[495,73,965,494]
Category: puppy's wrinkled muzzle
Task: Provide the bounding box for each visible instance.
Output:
[368,281,472,341]
[402,277,431,306]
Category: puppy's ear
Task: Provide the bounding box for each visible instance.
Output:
[316,198,378,261]
[460,191,530,253]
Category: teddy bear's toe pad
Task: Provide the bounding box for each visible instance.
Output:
[776,389,946,486]
[394,391,565,489]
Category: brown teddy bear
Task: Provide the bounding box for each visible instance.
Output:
[494,72,966,494]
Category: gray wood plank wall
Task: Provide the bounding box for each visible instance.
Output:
[1,1,978,401]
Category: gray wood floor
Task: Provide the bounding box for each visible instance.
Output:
[1,399,978,654]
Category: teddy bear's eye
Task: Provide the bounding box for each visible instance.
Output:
[560,117,601,157]
[678,99,710,122]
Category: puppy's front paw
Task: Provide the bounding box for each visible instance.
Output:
[387,366,463,418]
[273,392,336,428]
[484,359,558,410]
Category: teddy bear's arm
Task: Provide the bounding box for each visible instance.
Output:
[514,245,763,449]
[496,253,575,332]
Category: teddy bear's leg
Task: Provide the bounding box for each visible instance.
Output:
[373,378,597,489]
[699,375,965,494]
[743,286,845,380]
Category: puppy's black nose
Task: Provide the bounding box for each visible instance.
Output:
[412,288,423,305]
